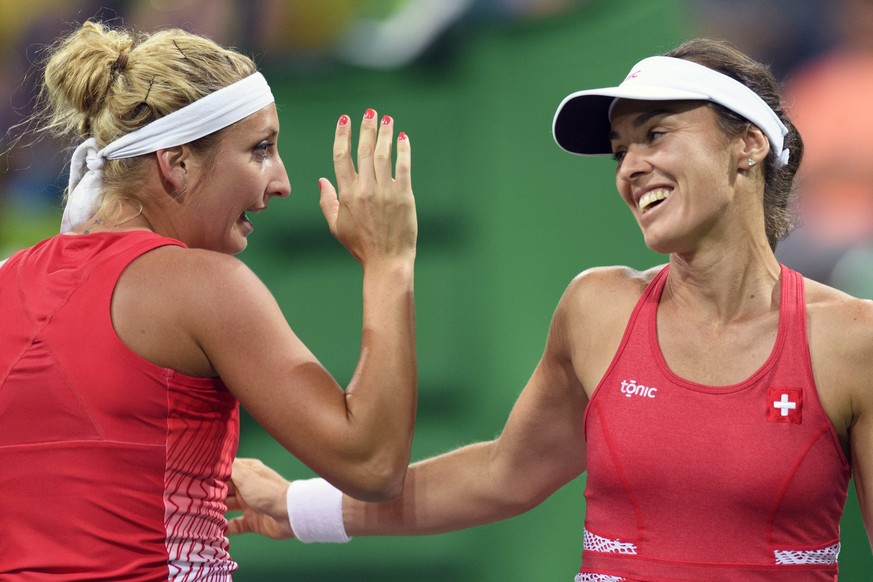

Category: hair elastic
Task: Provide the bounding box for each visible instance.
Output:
[111,52,128,72]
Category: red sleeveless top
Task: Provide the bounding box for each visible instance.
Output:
[0,231,239,580]
[579,264,850,582]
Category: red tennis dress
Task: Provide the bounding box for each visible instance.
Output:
[579,265,850,582]
[0,231,239,580]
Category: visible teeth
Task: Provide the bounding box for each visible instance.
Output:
[639,189,670,211]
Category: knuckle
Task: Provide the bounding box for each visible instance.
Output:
[357,143,374,158]
[333,148,348,163]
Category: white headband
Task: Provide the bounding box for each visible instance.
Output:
[62,71,275,233]
[552,56,790,167]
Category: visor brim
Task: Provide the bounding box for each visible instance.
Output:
[552,86,708,156]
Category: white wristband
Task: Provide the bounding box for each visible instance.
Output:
[286,478,352,543]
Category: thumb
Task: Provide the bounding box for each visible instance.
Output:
[318,178,339,236]
[226,515,252,536]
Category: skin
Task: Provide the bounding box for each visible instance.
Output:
[72,105,419,502]
[227,100,873,548]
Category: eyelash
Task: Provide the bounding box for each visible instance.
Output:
[612,130,665,162]
[253,141,274,159]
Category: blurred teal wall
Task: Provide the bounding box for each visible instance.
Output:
[229,1,872,580]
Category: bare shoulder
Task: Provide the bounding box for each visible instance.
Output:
[804,278,873,350]
[114,245,278,375]
[129,244,250,277]
[123,245,266,301]
[804,278,873,430]
[560,264,664,316]
[121,244,281,331]
[551,265,664,388]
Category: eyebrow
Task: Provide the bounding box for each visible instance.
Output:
[257,129,279,141]
[608,108,674,142]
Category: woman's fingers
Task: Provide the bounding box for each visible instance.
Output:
[332,114,355,190]
[327,109,414,262]
[373,115,395,185]
[318,177,340,237]
[394,131,411,190]
[355,108,379,185]
[333,109,407,189]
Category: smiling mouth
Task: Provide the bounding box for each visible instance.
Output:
[638,188,671,213]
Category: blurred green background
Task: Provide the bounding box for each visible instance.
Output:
[1,0,870,580]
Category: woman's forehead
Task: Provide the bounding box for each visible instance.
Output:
[610,99,707,120]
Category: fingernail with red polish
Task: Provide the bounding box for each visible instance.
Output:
[398,132,408,141]
[381,115,392,125]
[364,108,376,120]
[338,114,349,126]
[317,179,323,191]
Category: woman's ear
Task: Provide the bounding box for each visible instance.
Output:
[156,146,189,198]
[737,124,770,171]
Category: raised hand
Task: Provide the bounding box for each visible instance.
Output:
[318,109,416,267]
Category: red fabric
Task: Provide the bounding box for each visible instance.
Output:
[580,265,849,581]
[0,231,239,580]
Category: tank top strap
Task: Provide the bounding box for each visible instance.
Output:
[639,263,809,388]
[639,263,670,320]
[775,263,812,369]
[641,264,807,363]
[80,231,186,308]
[96,230,185,273]
[584,265,670,433]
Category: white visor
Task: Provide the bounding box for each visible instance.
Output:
[551,56,789,166]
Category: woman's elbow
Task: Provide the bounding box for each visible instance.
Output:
[340,455,409,502]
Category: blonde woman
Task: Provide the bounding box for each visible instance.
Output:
[0,20,417,580]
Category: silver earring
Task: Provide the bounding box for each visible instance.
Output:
[748,158,756,167]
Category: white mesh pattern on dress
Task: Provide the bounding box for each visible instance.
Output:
[774,542,840,565]
[583,528,638,555]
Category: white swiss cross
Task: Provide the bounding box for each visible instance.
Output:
[773,393,797,417]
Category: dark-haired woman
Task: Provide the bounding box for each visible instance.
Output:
[229,38,873,581]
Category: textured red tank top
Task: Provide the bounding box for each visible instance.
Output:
[579,264,850,582]
[0,231,239,580]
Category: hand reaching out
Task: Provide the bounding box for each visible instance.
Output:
[318,109,416,267]
[226,458,294,540]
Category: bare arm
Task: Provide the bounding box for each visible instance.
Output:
[228,279,593,536]
[344,294,589,535]
[843,303,873,549]
[230,112,416,501]
[808,286,873,550]
[852,407,873,550]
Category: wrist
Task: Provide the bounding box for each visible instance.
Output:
[286,478,351,543]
